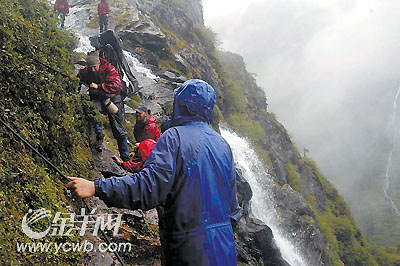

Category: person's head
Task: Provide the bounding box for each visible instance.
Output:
[85,55,100,72]
[172,79,216,124]
[135,104,151,121]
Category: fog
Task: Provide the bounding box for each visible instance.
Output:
[203,0,400,195]
[203,0,400,242]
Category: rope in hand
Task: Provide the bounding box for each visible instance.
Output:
[0,116,126,266]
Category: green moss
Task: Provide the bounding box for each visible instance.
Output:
[303,159,400,265]
[194,26,219,51]
[126,95,141,110]
[227,113,266,144]
[111,9,134,31]
[159,59,181,73]
[0,0,96,263]
[285,162,302,192]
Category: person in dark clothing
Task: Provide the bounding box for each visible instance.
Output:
[54,0,69,28]
[77,53,130,161]
[67,79,241,265]
[133,105,161,142]
[98,0,110,33]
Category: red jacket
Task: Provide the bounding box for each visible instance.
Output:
[78,58,122,98]
[121,139,156,173]
[98,1,110,16]
[54,0,69,14]
[134,115,161,142]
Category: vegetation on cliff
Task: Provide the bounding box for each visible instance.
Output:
[1,0,399,265]
[0,0,93,264]
[185,16,400,265]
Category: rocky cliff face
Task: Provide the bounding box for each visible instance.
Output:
[115,1,399,265]
[2,0,399,265]
[98,1,330,264]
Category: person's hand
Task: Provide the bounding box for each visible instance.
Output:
[112,156,123,165]
[89,83,99,89]
[66,177,95,198]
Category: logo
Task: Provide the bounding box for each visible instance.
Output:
[22,208,52,239]
[18,208,130,254]
[21,208,122,239]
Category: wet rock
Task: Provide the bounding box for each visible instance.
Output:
[136,99,164,116]
[268,183,327,266]
[176,76,187,83]
[157,71,187,84]
[92,146,128,177]
[159,70,177,81]
[120,30,168,59]
[235,169,290,266]
[272,184,313,217]
[139,1,196,41]
[178,49,222,88]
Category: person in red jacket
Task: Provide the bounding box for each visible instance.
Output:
[113,139,157,173]
[133,105,161,142]
[54,0,69,28]
[98,0,110,33]
[78,53,130,162]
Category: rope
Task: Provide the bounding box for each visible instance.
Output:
[0,116,126,266]
[14,48,74,79]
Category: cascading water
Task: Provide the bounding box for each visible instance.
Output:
[123,51,158,80]
[64,5,157,80]
[383,86,400,216]
[64,2,307,264]
[221,127,307,266]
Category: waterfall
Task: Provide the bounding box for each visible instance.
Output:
[221,127,307,266]
[64,5,157,80]
[123,51,158,80]
[383,86,400,216]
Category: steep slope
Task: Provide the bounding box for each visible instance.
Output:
[216,51,400,266]
[119,1,400,265]
[0,0,94,264]
[1,0,400,265]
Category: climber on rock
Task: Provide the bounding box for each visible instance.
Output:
[98,0,110,33]
[77,52,130,162]
[112,139,156,173]
[133,104,161,142]
[66,79,241,266]
[54,0,69,28]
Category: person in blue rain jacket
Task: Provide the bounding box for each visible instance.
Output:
[67,79,241,265]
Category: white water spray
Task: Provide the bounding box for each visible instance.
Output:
[221,127,307,266]
[65,5,157,80]
[123,51,158,80]
[383,86,400,216]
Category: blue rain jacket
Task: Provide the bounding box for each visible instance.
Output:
[95,79,240,265]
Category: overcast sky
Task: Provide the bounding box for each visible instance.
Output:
[202,0,400,197]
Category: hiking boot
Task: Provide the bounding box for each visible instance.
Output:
[94,138,103,152]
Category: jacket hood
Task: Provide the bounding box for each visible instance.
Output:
[146,115,157,124]
[138,139,156,161]
[167,79,216,128]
